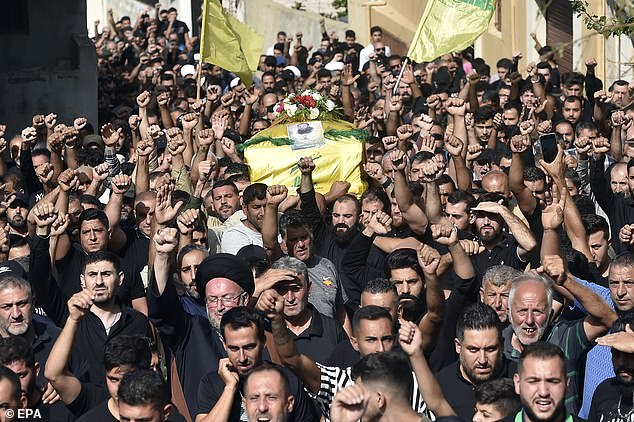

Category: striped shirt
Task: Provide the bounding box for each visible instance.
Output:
[310,362,436,421]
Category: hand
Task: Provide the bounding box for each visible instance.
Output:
[36,163,55,185]
[592,136,610,156]
[398,320,423,356]
[445,98,466,116]
[364,211,392,235]
[363,162,386,182]
[110,174,132,195]
[197,128,215,148]
[471,201,506,216]
[519,120,535,136]
[389,95,403,113]
[0,124,5,139]
[255,289,285,319]
[244,89,259,106]
[537,120,552,135]
[396,124,414,142]
[509,71,523,85]
[541,195,566,230]
[512,51,523,61]
[21,127,37,147]
[50,214,70,237]
[389,149,407,171]
[32,203,58,228]
[539,144,565,181]
[32,115,45,128]
[41,382,60,405]
[466,113,476,130]
[327,181,351,198]
[207,85,221,103]
[401,64,415,85]
[45,113,57,130]
[73,117,88,131]
[220,91,235,108]
[444,134,463,157]
[585,57,597,68]
[57,169,80,192]
[48,132,64,153]
[459,239,485,255]
[266,185,288,206]
[166,128,186,155]
[191,99,204,114]
[466,144,484,161]
[594,90,608,104]
[417,113,434,134]
[155,182,184,225]
[510,134,531,154]
[298,157,315,175]
[211,113,229,140]
[67,291,93,322]
[176,209,200,235]
[181,112,198,131]
[154,227,179,255]
[197,158,217,181]
[254,269,298,297]
[330,384,369,422]
[146,125,162,141]
[100,123,122,148]
[218,358,239,388]
[426,95,441,112]
[136,139,155,157]
[417,244,441,274]
[157,91,170,107]
[221,137,237,157]
[136,90,151,108]
[619,224,634,246]
[596,324,634,352]
[612,110,630,127]
[382,135,398,151]
[467,70,480,85]
[538,255,567,285]
[342,63,359,87]
[574,136,592,156]
[431,223,458,246]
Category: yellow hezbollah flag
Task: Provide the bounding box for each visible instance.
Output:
[200,0,264,87]
[407,0,497,63]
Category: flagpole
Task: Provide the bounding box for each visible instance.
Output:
[392,57,409,96]
[196,0,207,101]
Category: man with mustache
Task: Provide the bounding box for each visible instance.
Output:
[481,265,522,325]
[589,315,634,422]
[436,303,515,419]
[221,183,269,255]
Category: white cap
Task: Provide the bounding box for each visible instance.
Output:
[230,77,241,88]
[324,61,344,71]
[283,65,301,78]
[180,64,196,78]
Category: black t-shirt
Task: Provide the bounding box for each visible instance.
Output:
[290,306,348,363]
[471,233,529,279]
[121,227,150,276]
[171,20,189,46]
[325,339,360,368]
[588,377,634,422]
[76,400,116,422]
[196,363,318,421]
[68,383,108,419]
[55,243,146,306]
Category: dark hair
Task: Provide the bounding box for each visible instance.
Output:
[610,252,634,273]
[447,190,475,211]
[575,121,598,137]
[81,250,121,274]
[79,208,109,230]
[412,151,435,164]
[0,366,21,404]
[245,364,291,397]
[562,72,583,87]
[536,62,552,72]
[518,342,566,376]
[0,336,35,368]
[474,106,495,124]
[502,102,521,114]
[351,351,413,402]
[474,192,509,208]
[563,95,582,107]
[261,71,275,80]
[582,213,609,240]
[242,183,267,206]
[220,307,265,342]
[496,58,513,70]
[360,187,390,214]
[362,278,398,301]
[345,30,356,38]
[370,26,382,35]
[118,369,167,411]
[279,209,310,239]
[31,148,51,160]
[609,79,629,91]
[456,303,502,342]
[104,335,152,372]
[352,305,393,334]
[523,167,546,183]
[334,193,360,215]
[564,169,581,190]
[211,179,239,195]
[573,195,596,216]
[80,194,102,209]
[177,244,209,271]
[611,313,634,334]
[387,249,423,280]
[474,378,520,417]
[225,162,249,178]
[437,174,456,189]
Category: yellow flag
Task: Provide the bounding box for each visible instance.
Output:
[407,0,497,63]
[200,0,264,87]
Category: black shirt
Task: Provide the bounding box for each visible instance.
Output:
[76,400,116,422]
[196,363,318,421]
[290,305,348,363]
[588,377,634,422]
[31,319,87,385]
[325,340,360,368]
[471,233,529,279]
[120,227,150,277]
[500,410,586,422]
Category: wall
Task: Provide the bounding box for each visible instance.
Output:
[0,0,97,139]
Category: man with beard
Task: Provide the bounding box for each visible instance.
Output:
[436,303,515,419]
[469,193,537,279]
[195,307,317,422]
[120,191,155,278]
[149,228,255,419]
[503,342,584,422]
[243,365,295,422]
[221,183,268,255]
[0,337,73,421]
[6,193,29,238]
[176,244,208,318]
[588,315,634,422]
[208,180,242,253]
[298,157,386,315]
[503,259,617,414]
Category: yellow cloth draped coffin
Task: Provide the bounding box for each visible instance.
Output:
[241,120,368,196]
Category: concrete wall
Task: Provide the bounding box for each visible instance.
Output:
[0,0,97,138]
[242,0,348,54]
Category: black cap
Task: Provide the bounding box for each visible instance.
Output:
[11,193,30,209]
[0,260,27,280]
[195,253,255,298]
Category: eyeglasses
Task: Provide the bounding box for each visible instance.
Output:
[205,293,243,307]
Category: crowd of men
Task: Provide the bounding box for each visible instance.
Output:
[0,2,632,422]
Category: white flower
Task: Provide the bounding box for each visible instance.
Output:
[309,108,320,119]
[325,100,335,111]
[286,104,298,117]
[310,92,322,101]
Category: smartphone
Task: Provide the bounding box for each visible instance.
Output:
[539,133,558,163]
